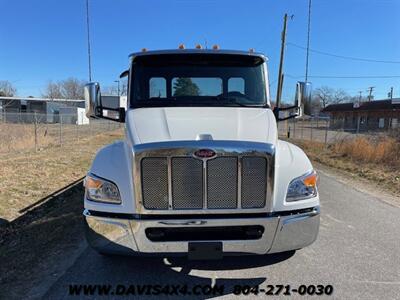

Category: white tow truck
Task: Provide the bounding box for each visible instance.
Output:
[83,47,319,259]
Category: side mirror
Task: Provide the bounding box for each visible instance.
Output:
[294,81,312,118]
[84,82,102,118]
[85,82,125,123]
[274,81,312,121]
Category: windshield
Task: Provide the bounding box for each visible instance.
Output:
[131,54,269,108]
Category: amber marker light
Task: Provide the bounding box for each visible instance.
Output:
[178,44,185,49]
[84,176,102,189]
[303,172,318,188]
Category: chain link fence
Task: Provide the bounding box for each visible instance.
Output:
[278,116,400,144]
[0,112,121,154]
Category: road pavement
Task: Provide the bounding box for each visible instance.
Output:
[41,169,400,299]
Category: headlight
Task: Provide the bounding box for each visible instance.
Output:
[84,174,121,204]
[286,170,318,202]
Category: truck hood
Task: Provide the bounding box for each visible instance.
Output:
[126,107,277,145]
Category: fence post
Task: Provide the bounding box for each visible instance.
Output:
[59,114,62,146]
[310,118,313,141]
[293,118,296,139]
[324,119,328,146]
[76,119,78,141]
[34,112,38,151]
[301,119,304,139]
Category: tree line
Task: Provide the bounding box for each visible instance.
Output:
[0,78,128,100]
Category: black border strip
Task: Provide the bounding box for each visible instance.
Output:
[86,207,316,220]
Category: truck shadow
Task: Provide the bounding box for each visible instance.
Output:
[1,179,295,299]
[45,246,294,299]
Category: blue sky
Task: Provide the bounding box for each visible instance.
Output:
[1,0,399,100]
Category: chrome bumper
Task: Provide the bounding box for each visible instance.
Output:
[83,207,320,256]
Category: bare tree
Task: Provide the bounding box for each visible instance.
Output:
[43,81,63,99]
[60,78,85,99]
[42,78,85,99]
[102,85,119,96]
[103,79,128,96]
[0,81,17,97]
[313,86,349,108]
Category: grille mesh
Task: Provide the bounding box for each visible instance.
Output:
[241,157,267,208]
[207,157,238,209]
[172,157,203,209]
[140,154,268,211]
[141,158,168,209]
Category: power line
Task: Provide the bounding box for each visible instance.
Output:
[286,74,400,79]
[287,42,400,64]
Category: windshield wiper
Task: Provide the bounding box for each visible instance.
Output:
[214,96,264,107]
[211,96,246,107]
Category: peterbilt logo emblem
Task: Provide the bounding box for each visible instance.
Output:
[194,149,216,158]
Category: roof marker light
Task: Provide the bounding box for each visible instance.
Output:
[178,44,185,49]
[195,44,202,49]
[249,48,255,53]
[212,44,220,50]
[141,48,147,52]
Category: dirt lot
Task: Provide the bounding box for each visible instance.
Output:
[0,129,123,299]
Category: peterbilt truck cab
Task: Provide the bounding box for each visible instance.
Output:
[83,48,319,259]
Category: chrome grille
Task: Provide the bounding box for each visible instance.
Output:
[137,141,272,213]
[141,158,168,209]
[171,157,203,209]
[207,157,238,209]
[241,157,267,208]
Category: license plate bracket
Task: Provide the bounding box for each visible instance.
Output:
[188,242,223,260]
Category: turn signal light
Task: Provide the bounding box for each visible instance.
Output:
[303,172,318,187]
[84,176,102,189]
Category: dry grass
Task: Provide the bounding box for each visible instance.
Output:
[0,121,120,154]
[0,128,124,298]
[291,136,400,196]
[332,136,400,165]
[0,129,124,222]
[0,123,48,153]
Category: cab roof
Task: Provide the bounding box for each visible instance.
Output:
[128,49,268,62]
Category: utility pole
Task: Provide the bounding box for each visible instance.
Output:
[85,0,93,82]
[388,87,393,100]
[114,80,120,96]
[305,0,312,82]
[276,13,288,109]
[367,86,375,102]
